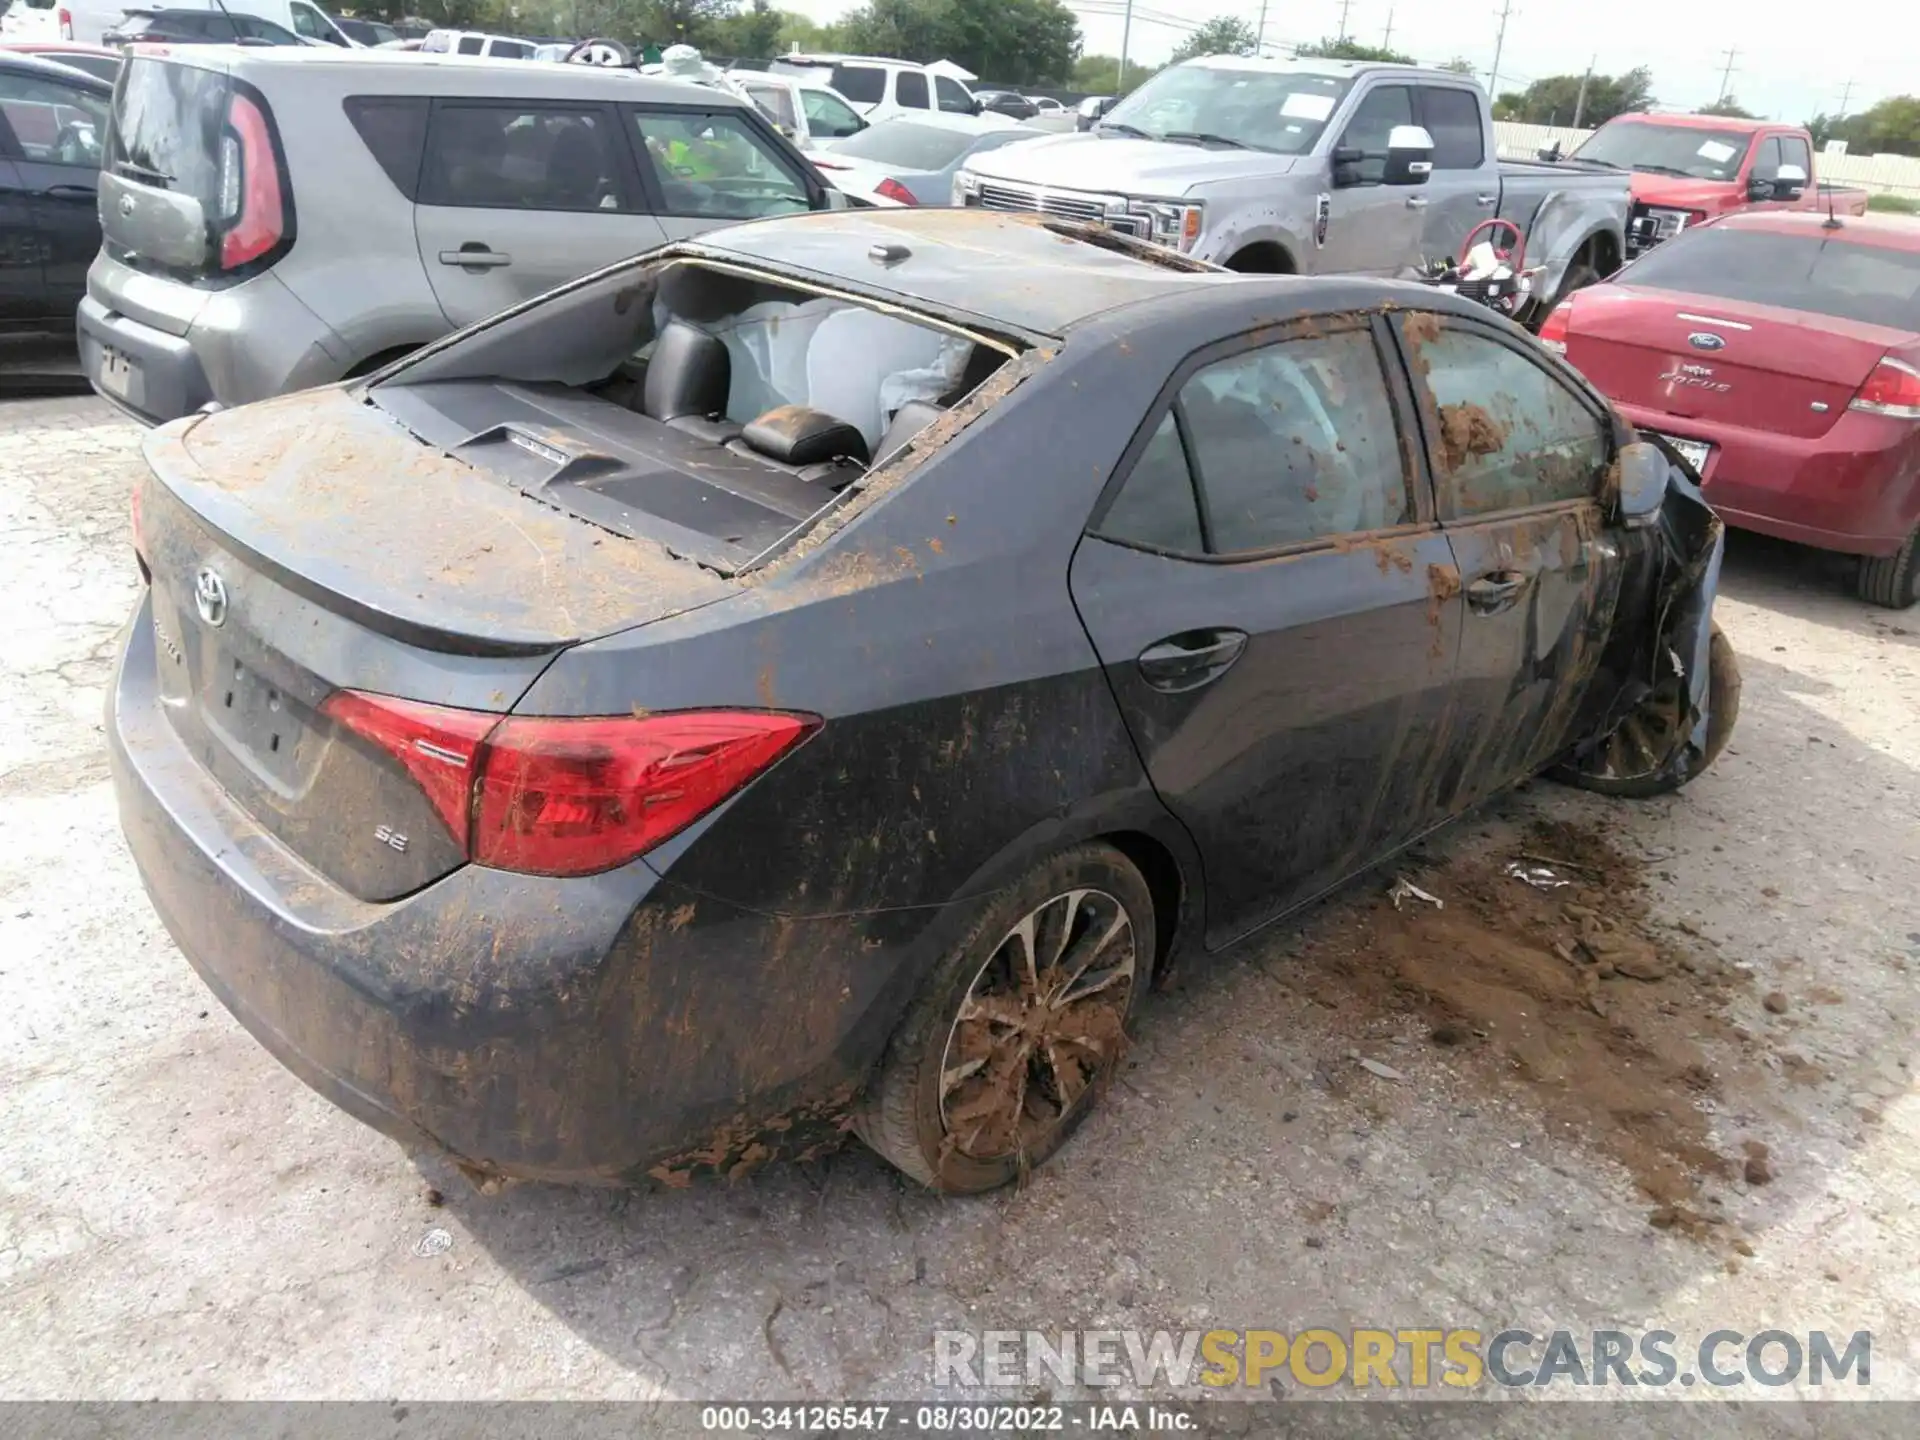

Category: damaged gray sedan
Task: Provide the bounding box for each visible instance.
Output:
[109,211,1735,1195]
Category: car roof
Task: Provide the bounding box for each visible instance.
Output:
[781,53,927,71]
[689,209,1230,337]
[154,46,754,105]
[1168,54,1467,81]
[0,47,114,90]
[1714,209,1920,252]
[1608,112,1779,133]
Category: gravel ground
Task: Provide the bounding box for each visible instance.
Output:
[1,397,1915,1425]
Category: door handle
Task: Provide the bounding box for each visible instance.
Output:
[1136,628,1248,693]
[1405,196,1429,209]
[1465,571,1528,615]
[1476,192,1498,205]
[44,183,95,198]
[438,245,511,269]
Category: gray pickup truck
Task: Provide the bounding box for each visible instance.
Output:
[955,57,1630,319]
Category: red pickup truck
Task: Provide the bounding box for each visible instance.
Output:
[1568,113,1871,259]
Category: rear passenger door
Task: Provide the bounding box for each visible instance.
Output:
[625,103,820,243]
[1391,311,1628,809]
[1070,316,1465,947]
[412,99,663,327]
[1412,83,1496,262]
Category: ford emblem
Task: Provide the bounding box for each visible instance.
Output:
[1688,332,1727,352]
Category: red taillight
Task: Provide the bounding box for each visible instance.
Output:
[322,692,818,877]
[217,92,285,271]
[1849,357,1920,420]
[1537,297,1573,355]
[875,176,918,206]
[58,8,72,38]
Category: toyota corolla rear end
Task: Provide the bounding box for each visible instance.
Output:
[1546,214,1920,557]
[106,388,826,1183]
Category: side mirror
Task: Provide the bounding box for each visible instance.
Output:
[1616,440,1670,524]
[1775,161,1807,199]
[1383,124,1435,186]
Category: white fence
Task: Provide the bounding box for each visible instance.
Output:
[1493,121,1920,199]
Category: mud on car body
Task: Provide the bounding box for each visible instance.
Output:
[106,209,1734,1194]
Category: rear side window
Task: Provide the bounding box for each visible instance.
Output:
[344,95,428,200]
[1624,228,1920,329]
[1097,413,1204,553]
[456,35,482,55]
[0,68,107,165]
[829,65,885,105]
[420,104,626,212]
[108,58,227,205]
[630,108,812,219]
[1420,86,1483,168]
[491,41,533,59]
[895,71,928,110]
[1400,318,1608,517]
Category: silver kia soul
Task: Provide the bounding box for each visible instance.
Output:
[80,48,841,424]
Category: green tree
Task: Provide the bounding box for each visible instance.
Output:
[1295,35,1413,63]
[1697,96,1758,119]
[1499,67,1654,127]
[835,0,1079,84]
[1439,57,1477,76]
[707,0,785,56]
[1828,95,1920,157]
[1074,52,1155,94]
[1168,15,1258,63]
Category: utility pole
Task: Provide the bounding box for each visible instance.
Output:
[1837,77,1854,118]
[1715,47,1738,104]
[1118,0,1133,91]
[1337,0,1354,43]
[1382,8,1395,49]
[1257,0,1269,56]
[1572,54,1595,128]
[1488,2,1516,100]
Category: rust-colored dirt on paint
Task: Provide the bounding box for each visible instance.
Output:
[1436,403,1509,474]
[1297,819,1754,1240]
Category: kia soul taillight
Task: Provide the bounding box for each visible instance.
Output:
[215,90,289,272]
[323,692,819,878]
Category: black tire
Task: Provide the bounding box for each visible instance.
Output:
[856,843,1154,1194]
[1857,527,1920,610]
[1554,623,1741,799]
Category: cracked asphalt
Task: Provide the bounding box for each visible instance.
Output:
[1,397,1916,1426]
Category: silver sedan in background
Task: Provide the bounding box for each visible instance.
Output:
[812,111,1042,206]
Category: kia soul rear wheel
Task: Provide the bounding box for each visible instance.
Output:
[858,844,1152,1193]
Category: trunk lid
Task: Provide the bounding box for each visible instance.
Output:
[140,387,738,900]
[1565,283,1907,439]
[100,53,233,292]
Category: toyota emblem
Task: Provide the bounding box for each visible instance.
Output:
[1687,332,1727,352]
[119,194,135,217]
[194,567,229,628]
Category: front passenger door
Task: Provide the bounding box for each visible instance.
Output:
[1392,312,1628,811]
[1070,317,1464,947]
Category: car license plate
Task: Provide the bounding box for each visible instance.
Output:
[98,346,135,400]
[1652,432,1711,474]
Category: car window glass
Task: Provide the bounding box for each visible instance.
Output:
[824,64,884,105]
[1182,330,1412,553]
[745,82,797,130]
[631,108,811,218]
[1338,84,1412,183]
[1621,227,1920,329]
[202,14,237,37]
[895,71,929,110]
[455,35,483,54]
[344,95,429,200]
[1097,412,1204,553]
[829,119,975,169]
[1752,136,1781,179]
[1420,86,1482,168]
[1780,134,1811,177]
[1401,319,1608,516]
[492,41,533,59]
[801,88,863,137]
[935,76,973,113]
[291,5,323,37]
[421,105,625,211]
[0,70,107,165]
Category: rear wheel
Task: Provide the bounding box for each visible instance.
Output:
[1857,527,1920,610]
[1553,624,1741,799]
[856,843,1152,1193]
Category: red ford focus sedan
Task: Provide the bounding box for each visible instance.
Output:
[1541,210,1920,608]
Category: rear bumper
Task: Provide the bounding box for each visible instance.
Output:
[1617,400,1920,557]
[78,257,347,424]
[107,593,888,1183]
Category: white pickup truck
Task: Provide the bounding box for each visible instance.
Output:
[956,56,1631,319]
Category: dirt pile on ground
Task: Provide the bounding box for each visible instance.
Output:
[1297,819,1752,1236]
